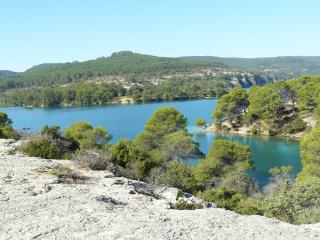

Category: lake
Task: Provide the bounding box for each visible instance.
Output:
[0,99,301,187]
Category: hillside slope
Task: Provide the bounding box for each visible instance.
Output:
[3,52,319,92]
[0,70,19,78]
[0,52,226,91]
[1,139,319,240]
[181,56,320,77]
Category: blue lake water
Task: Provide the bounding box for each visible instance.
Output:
[0,99,301,187]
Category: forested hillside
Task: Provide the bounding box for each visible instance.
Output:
[0,70,19,78]
[0,51,226,91]
[182,56,320,77]
[1,52,320,107]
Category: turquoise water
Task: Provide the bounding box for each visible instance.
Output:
[0,99,301,187]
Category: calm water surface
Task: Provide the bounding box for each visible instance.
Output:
[0,99,301,187]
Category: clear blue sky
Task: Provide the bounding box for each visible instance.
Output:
[1,0,320,71]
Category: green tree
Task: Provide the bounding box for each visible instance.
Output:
[64,121,111,151]
[40,87,63,107]
[0,112,18,139]
[134,107,202,183]
[246,86,285,133]
[194,139,253,185]
[144,107,187,136]
[297,126,320,182]
[295,76,320,112]
[111,138,155,179]
[263,166,294,196]
[135,107,187,150]
[160,131,202,162]
[195,118,207,127]
[164,161,200,193]
[0,112,12,126]
[213,88,248,127]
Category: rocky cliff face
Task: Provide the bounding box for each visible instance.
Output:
[1,139,319,240]
[236,73,278,87]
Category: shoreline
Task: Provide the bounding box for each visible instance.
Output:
[0,97,219,109]
[205,115,317,141]
[204,124,304,141]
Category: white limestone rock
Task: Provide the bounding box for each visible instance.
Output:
[0,139,319,240]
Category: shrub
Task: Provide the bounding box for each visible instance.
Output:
[195,118,207,127]
[282,117,306,134]
[111,139,155,180]
[175,199,202,210]
[197,187,263,215]
[263,180,320,224]
[0,112,12,126]
[219,171,258,196]
[0,125,19,139]
[251,126,260,135]
[23,125,79,159]
[296,126,320,182]
[24,138,59,159]
[64,121,111,151]
[5,148,16,155]
[49,165,84,184]
[111,139,136,168]
[263,166,294,196]
[164,161,201,194]
[197,187,242,210]
[193,140,253,184]
[74,150,113,170]
[0,112,19,139]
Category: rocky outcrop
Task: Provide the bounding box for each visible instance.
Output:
[0,139,320,240]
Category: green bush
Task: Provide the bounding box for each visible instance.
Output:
[64,121,111,151]
[197,187,263,215]
[24,138,63,159]
[112,139,156,180]
[0,112,19,139]
[193,140,253,184]
[24,125,79,159]
[164,161,201,194]
[282,117,306,134]
[175,199,202,210]
[195,118,206,127]
[0,125,19,139]
[49,165,84,184]
[297,126,320,182]
[250,126,260,135]
[197,187,242,211]
[263,180,320,224]
[74,150,113,170]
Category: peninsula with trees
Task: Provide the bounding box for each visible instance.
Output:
[207,76,320,139]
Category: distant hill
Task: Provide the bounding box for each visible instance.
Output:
[181,56,320,77]
[0,70,19,78]
[1,52,320,93]
[0,52,226,91]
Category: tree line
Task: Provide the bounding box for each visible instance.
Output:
[0,77,229,107]
[213,76,320,136]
